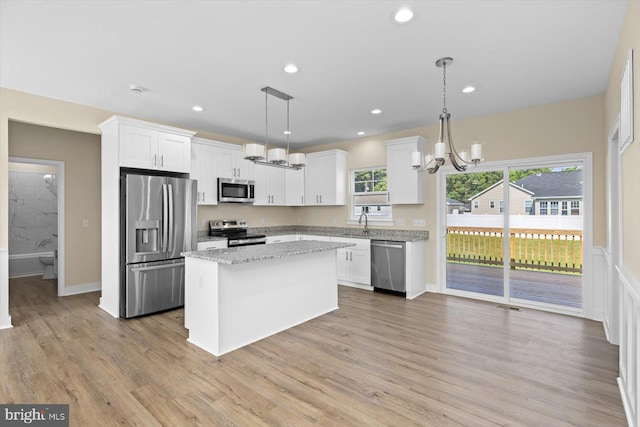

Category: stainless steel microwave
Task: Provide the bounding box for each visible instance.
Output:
[217,178,255,203]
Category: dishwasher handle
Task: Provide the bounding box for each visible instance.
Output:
[371,241,404,249]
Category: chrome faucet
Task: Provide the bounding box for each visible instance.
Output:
[358,210,369,234]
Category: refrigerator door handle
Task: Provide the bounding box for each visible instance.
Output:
[130,261,185,272]
[162,183,168,252]
[168,183,174,252]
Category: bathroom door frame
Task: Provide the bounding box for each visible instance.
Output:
[9,156,65,297]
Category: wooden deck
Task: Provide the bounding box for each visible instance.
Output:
[447,263,582,308]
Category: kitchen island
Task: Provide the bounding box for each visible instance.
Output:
[182,240,355,356]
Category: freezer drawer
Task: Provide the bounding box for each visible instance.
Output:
[371,240,406,295]
[123,259,185,318]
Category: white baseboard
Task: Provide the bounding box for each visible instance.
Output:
[425,282,440,293]
[338,282,373,291]
[62,281,101,296]
[99,297,119,318]
[618,377,637,427]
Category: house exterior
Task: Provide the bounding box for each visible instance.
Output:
[446,198,467,214]
[469,171,583,216]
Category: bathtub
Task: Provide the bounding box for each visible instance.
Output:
[8,251,55,278]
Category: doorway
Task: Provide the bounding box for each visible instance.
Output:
[8,157,65,296]
[439,153,592,316]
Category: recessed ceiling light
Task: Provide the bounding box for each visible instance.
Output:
[284,64,298,73]
[283,130,292,135]
[357,131,365,136]
[462,86,476,93]
[371,109,382,115]
[192,105,204,112]
[393,7,414,24]
[129,84,144,94]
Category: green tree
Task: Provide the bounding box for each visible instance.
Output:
[446,168,552,202]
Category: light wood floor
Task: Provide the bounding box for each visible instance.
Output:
[1,276,626,426]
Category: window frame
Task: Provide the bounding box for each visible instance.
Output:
[540,201,548,215]
[350,166,392,223]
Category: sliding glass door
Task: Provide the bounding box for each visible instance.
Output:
[443,159,585,311]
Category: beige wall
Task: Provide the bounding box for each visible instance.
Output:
[604,0,640,279]
[9,122,101,287]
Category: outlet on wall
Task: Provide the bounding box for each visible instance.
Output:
[396,218,405,226]
[82,219,89,227]
[413,219,426,227]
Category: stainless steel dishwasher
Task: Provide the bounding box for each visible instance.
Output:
[371,240,406,295]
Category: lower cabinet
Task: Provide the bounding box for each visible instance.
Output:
[197,240,228,250]
[331,237,371,287]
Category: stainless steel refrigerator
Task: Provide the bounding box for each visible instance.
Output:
[121,173,197,318]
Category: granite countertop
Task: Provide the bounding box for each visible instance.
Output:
[183,240,355,264]
[252,226,429,242]
[196,225,429,243]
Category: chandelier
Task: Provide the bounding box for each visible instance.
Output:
[243,87,306,170]
[412,57,484,173]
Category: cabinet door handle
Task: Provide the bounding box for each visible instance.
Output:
[153,154,157,166]
[345,251,348,261]
[233,167,236,177]
[301,195,303,204]
[350,252,353,261]
[160,155,164,167]
[203,192,205,202]
[237,167,240,176]
[197,192,200,202]
[316,195,319,204]
[319,195,322,204]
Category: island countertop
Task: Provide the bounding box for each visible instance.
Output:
[182,240,355,265]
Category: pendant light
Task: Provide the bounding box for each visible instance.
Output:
[243,86,306,170]
[412,57,484,173]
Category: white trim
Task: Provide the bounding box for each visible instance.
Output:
[620,49,634,153]
[346,219,394,227]
[0,250,12,329]
[618,377,636,427]
[10,157,65,298]
[606,114,622,345]
[8,251,55,260]
[61,282,101,296]
[437,152,594,318]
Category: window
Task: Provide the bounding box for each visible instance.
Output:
[490,201,495,209]
[561,201,568,216]
[571,200,580,215]
[550,201,559,215]
[352,167,391,220]
[539,201,548,215]
[524,200,533,214]
[473,201,479,209]
[499,200,504,213]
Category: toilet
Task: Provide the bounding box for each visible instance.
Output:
[39,250,58,280]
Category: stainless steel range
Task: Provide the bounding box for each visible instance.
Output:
[208,219,266,247]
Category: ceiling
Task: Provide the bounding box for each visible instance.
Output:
[0,0,628,148]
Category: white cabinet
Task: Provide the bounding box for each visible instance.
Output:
[119,121,193,173]
[254,164,286,205]
[191,139,218,205]
[265,235,296,244]
[214,144,255,180]
[331,237,371,286]
[286,168,305,206]
[197,240,228,250]
[385,136,426,204]
[304,150,347,205]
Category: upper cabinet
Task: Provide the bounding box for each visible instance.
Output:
[253,163,286,205]
[305,149,347,206]
[191,138,218,205]
[214,144,255,180]
[286,168,305,206]
[116,118,194,173]
[385,136,426,204]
